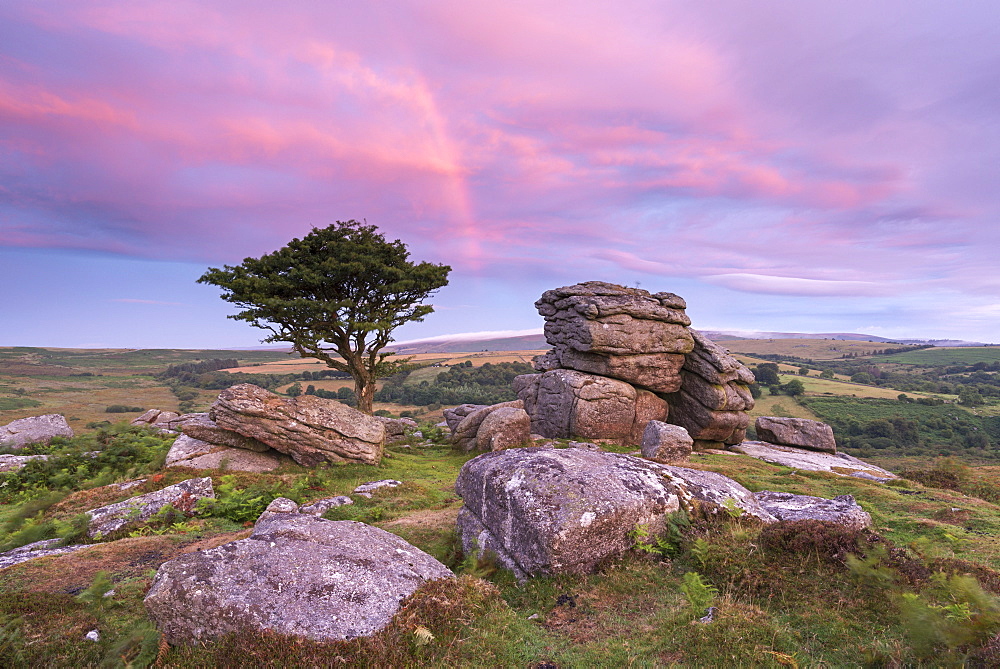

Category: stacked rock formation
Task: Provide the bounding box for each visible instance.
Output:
[514,282,755,449]
[666,330,755,448]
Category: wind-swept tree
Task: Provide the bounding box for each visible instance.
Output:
[198,221,451,413]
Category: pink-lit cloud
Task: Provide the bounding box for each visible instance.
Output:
[2,1,1000,345]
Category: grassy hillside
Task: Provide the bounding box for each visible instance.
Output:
[7,344,1000,663]
[6,428,1000,665]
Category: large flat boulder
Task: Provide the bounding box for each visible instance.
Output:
[209,384,385,466]
[0,538,88,570]
[755,416,837,454]
[86,477,215,537]
[755,491,872,529]
[165,434,293,472]
[0,414,74,449]
[514,369,667,445]
[731,441,897,481]
[144,501,453,643]
[455,448,773,578]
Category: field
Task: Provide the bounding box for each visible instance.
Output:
[882,347,1000,366]
[0,348,550,435]
[716,338,899,361]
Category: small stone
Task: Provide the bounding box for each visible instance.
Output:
[353,480,402,495]
[264,497,299,514]
[640,421,693,463]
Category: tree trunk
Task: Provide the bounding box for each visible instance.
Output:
[354,373,376,414]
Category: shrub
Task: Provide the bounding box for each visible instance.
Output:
[0,424,172,504]
[760,520,867,563]
[105,405,144,413]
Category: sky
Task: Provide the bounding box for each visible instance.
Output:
[2,0,1000,348]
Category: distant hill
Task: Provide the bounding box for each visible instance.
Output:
[387,333,548,354]
[381,329,988,355]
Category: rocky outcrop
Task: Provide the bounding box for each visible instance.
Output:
[514,369,667,444]
[210,384,385,466]
[144,499,453,643]
[731,441,897,482]
[450,400,525,451]
[755,491,872,529]
[640,421,693,463]
[666,331,754,449]
[443,404,486,432]
[512,282,755,449]
[86,477,214,537]
[165,434,293,472]
[455,448,773,578]
[131,410,184,433]
[755,416,837,454]
[0,414,74,449]
[534,281,693,393]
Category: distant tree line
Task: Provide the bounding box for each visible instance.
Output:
[374,361,535,407]
[800,396,999,458]
[842,344,934,358]
[749,355,1000,407]
[749,363,804,396]
[157,358,240,379]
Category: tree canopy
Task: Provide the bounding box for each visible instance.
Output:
[198,221,451,413]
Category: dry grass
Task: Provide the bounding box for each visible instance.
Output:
[0,535,191,593]
[0,377,179,427]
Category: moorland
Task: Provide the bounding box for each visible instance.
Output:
[4,339,1000,665]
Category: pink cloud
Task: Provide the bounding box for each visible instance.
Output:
[0,0,997,325]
